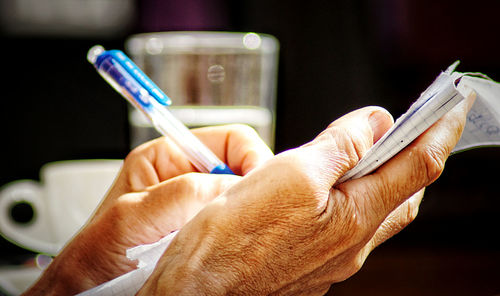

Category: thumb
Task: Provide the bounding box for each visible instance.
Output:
[297,106,393,188]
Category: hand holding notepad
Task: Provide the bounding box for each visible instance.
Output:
[337,62,500,184]
[77,62,500,296]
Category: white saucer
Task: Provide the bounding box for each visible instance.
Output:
[0,265,41,295]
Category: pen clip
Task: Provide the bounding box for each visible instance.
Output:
[88,45,234,175]
[88,45,172,109]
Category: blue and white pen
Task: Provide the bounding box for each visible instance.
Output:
[87,45,233,175]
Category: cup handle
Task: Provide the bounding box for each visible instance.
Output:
[0,180,59,255]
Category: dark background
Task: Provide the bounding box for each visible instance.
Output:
[1,0,499,295]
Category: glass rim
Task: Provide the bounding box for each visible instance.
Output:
[125,31,279,55]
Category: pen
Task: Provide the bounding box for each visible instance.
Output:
[87,45,233,175]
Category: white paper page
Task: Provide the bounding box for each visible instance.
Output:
[337,70,500,184]
[453,75,500,152]
[337,70,465,183]
[76,231,178,296]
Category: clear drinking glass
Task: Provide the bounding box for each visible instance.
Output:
[125,31,279,148]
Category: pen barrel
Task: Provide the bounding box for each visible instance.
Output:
[151,103,228,174]
[88,46,232,175]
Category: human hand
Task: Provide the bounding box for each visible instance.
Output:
[24,125,273,296]
[97,124,274,214]
[139,93,475,295]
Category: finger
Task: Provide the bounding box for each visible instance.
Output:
[342,91,476,222]
[113,173,241,245]
[322,105,394,144]
[118,136,194,192]
[367,189,424,250]
[114,124,273,194]
[293,106,394,190]
[192,124,274,175]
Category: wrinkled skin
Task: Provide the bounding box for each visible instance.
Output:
[25,91,474,296]
[139,93,474,295]
[24,124,274,295]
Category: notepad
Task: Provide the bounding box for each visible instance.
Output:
[77,62,500,296]
[337,62,500,183]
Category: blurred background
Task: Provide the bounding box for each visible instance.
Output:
[0,0,499,294]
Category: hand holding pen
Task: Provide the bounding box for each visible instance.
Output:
[87,45,233,175]
[21,46,272,295]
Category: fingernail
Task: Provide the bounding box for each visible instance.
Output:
[368,109,393,141]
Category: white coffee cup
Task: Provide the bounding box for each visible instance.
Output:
[0,159,122,255]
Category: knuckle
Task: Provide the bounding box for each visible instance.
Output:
[350,254,366,274]
[328,191,372,244]
[167,173,199,195]
[337,126,370,163]
[123,140,157,166]
[124,146,142,163]
[108,193,141,221]
[176,172,199,184]
[313,126,368,169]
[279,152,315,184]
[405,196,420,223]
[227,123,258,137]
[272,151,323,199]
[103,193,150,239]
[308,284,333,296]
[124,136,169,164]
[331,252,367,283]
[415,143,448,183]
